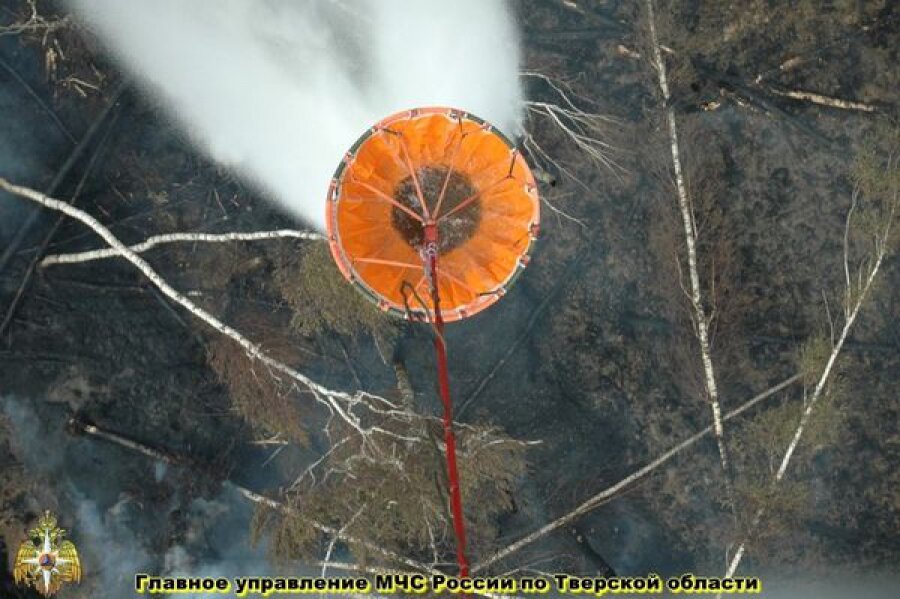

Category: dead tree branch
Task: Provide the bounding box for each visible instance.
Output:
[471,374,802,574]
[768,87,877,112]
[40,230,325,267]
[722,175,897,583]
[67,416,448,583]
[0,0,70,39]
[520,70,624,198]
[524,100,622,176]
[0,177,419,450]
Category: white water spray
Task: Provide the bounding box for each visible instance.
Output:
[66,0,524,229]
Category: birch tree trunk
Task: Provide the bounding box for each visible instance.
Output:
[722,185,895,583]
[472,374,800,574]
[645,0,735,505]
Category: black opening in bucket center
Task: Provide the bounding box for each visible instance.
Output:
[391,166,481,254]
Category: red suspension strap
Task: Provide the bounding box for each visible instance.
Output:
[422,223,470,578]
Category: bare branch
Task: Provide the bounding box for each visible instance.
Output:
[768,87,877,112]
[41,229,325,267]
[322,507,365,576]
[843,188,859,317]
[0,177,414,448]
[69,416,448,579]
[471,374,802,574]
[0,0,69,38]
[722,181,896,584]
[525,100,623,174]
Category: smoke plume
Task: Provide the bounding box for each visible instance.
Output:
[1,397,288,599]
[65,0,524,229]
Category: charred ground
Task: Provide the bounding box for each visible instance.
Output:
[1,0,898,596]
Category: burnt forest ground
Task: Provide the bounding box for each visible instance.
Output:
[1,1,899,598]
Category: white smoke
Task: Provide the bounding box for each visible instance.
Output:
[1,396,295,599]
[65,0,524,230]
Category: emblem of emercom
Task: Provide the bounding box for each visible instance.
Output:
[14,511,82,596]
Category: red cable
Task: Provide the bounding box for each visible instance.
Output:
[424,225,470,578]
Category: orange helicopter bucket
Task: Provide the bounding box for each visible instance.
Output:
[325,106,541,578]
[326,106,540,322]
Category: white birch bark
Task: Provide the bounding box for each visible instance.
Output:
[645,0,735,501]
[0,177,406,443]
[41,230,324,266]
[472,374,801,574]
[768,88,876,112]
[722,191,894,584]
